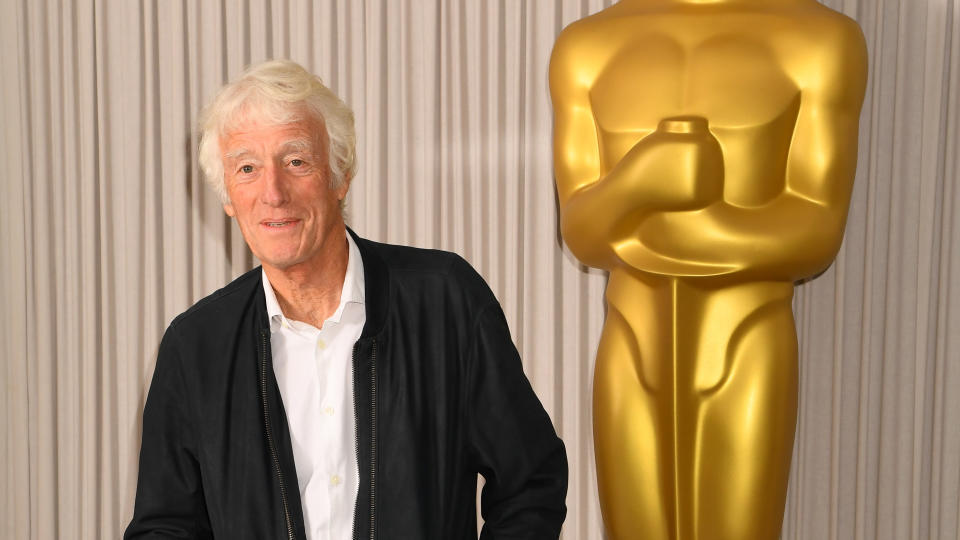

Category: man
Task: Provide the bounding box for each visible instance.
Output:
[125,59,567,540]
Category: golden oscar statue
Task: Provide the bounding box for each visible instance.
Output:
[549,0,867,538]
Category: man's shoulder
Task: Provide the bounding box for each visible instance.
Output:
[167,266,261,331]
[362,237,465,274]
[357,236,495,303]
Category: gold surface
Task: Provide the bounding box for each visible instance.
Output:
[549,1,867,538]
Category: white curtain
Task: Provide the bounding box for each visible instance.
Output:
[1,1,957,539]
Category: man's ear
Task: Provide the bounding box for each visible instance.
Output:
[335,175,351,201]
[223,202,236,217]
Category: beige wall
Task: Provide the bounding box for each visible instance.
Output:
[1,0,958,539]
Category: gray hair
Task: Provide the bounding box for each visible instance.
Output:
[198,59,357,203]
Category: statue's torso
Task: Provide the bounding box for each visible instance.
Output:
[583,5,836,206]
[562,6,842,375]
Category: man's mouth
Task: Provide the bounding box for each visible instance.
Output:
[261,219,299,228]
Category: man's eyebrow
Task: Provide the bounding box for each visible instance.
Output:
[278,139,314,155]
[223,148,253,161]
[223,139,315,161]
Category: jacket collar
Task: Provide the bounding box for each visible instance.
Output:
[347,227,389,340]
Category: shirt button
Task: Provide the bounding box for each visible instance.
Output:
[330,475,341,486]
[317,339,326,350]
[323,406,335,416]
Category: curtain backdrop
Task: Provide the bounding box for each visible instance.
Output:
[1,1,958,539]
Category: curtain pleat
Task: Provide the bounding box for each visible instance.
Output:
[1,1,958,539]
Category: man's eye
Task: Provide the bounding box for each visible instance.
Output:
[290,159,304,167]
[239,165,254,174]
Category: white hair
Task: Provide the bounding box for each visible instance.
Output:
[198,59,357,203]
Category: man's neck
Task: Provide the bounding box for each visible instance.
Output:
[263,227,350,329]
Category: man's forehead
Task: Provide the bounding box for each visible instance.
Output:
[220,121,323,158]
[226,101,323,133]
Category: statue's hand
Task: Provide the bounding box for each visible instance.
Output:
[608,116,724,212]
[559,117,725,270]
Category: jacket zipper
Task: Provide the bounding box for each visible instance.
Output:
[369,340,378,540]
[352,343,360,540]
[351,339,378,540]
[260,329,296,540]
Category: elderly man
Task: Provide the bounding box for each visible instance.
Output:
[124,60,567,540]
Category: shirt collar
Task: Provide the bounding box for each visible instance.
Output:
[261,233,366,333]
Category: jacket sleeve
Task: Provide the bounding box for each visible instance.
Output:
[124,326,213,539]
[466,302,568,539]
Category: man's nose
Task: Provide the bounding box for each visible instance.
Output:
[259,163,289,207]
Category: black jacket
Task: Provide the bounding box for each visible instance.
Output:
[125,232,568,539]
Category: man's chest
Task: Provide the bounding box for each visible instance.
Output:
[271,307,365,539]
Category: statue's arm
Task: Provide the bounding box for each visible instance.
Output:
[550,27,719,270]
[635,20,868,282]
[550,27,616,269]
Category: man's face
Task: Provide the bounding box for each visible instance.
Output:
[220,112,348,271]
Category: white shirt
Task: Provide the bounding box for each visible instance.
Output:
[262,235,364,540]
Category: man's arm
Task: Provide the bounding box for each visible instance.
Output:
[125,327,213,539]
[465,302,568,539]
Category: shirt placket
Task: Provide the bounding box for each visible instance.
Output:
[317,321,337,540]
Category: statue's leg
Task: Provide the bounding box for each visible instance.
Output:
[595,306,671,540]
[692,299,798,540]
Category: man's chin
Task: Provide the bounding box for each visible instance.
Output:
[256,253,304,272]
